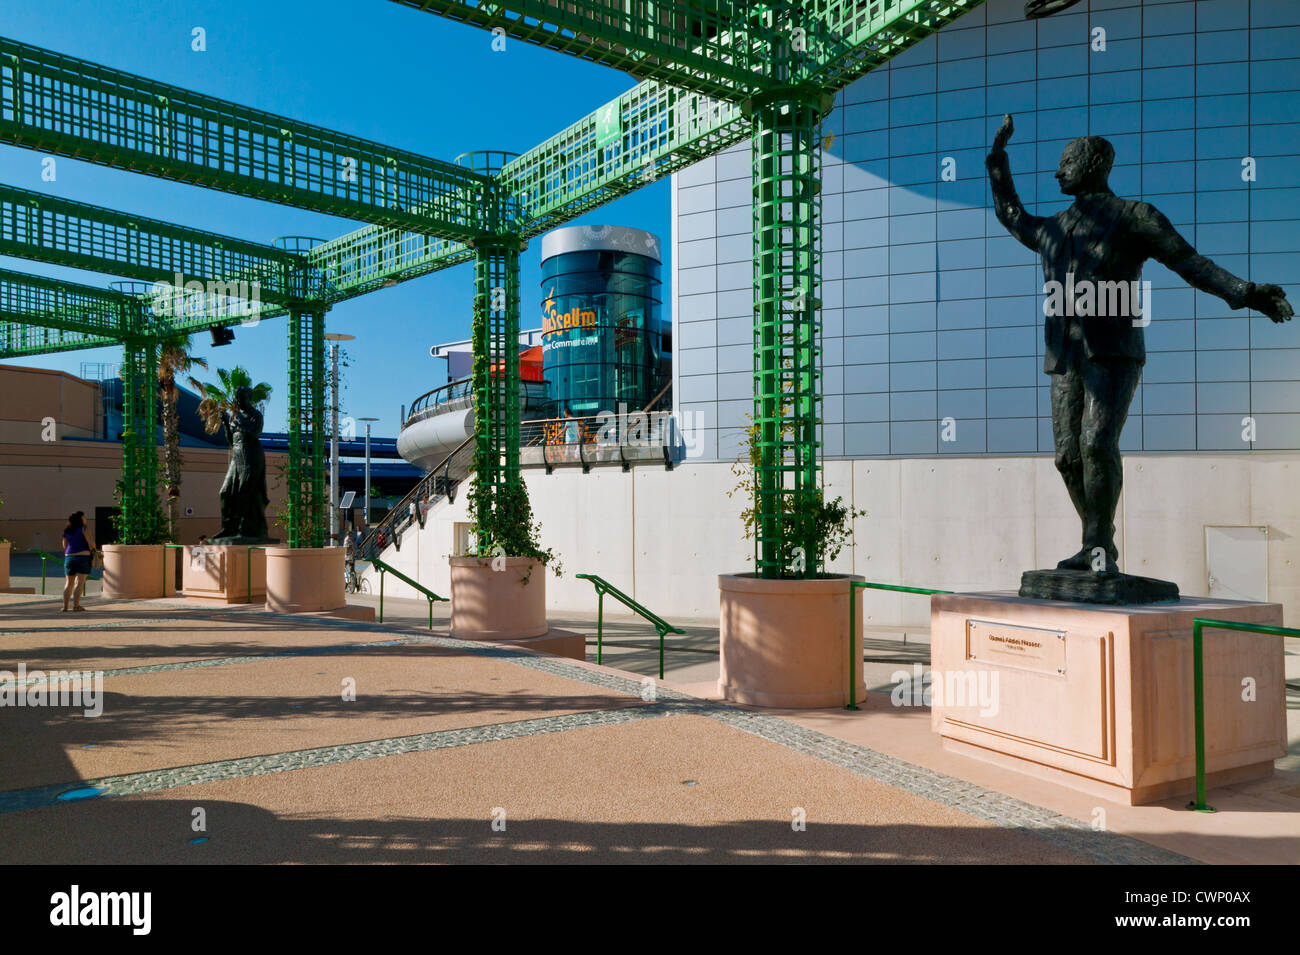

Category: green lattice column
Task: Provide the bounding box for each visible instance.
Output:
[750,88,826,579]
[287,307,326,547]
[470,239,521,553]
[119,330,161,543]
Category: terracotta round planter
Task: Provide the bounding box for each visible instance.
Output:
[718,572,866,708]
[101,544,177,599]
[450,556,547,639]
[265,546,345,613]
[0,541,10,590]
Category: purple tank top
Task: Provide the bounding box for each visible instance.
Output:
[63,527,89,555]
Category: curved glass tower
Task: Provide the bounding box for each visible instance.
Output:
[539,225,670,417]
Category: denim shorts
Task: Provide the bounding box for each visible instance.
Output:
[65,554,92,576]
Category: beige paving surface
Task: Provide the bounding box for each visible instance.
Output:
[0,715,1092,865]
[0,592,1209,865]
[0,645,642,790]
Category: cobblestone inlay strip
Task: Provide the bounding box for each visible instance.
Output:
[399,635,1198,865]
[0,617,199,635]
[0,706,661,815]
[0,638,424,687]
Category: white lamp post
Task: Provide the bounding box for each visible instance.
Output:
[324,333,354,546]
[357,416,380,529]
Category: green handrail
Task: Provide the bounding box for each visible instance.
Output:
[847,581,952,711]
[372,557,447,630]
[1188,617,1300,813]
[576,573,684,680]
[24,548,62,595]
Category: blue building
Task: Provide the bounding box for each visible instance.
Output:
[672,0,1300,463]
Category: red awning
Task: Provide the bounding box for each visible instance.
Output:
[491,344,545,382]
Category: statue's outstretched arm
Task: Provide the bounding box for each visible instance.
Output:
[986,114,1045,252]
[1140,204,1294,324]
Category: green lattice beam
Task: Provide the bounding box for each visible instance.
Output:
[386,0,772,100]
[308,227,473,300]
[803,0,986,91]
[286,308,327,547]
[501,79,747,240]
[0,183,299,303]
[0,36,492,240]
[0,265,127,338]
[470,238,521,553]
[0,183,474,325]
[0,320,118,358]
[750,88,825,577]
[118,329,162,544]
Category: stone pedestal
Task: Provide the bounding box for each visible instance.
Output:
[930,591,1287,805]
[101,544,177,600]
[265,547,345,614]
[718,573,866,709]
[181,544,268,604]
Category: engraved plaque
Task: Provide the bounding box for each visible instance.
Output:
[966,619,1066,676]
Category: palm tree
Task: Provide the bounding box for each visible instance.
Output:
[157,334,208,541]
[193,367,272,436]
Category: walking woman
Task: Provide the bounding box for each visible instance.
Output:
[61,511,96,612]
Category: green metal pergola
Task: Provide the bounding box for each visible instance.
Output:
[0,0,985,563]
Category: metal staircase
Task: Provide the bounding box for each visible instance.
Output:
[357,434,475,562]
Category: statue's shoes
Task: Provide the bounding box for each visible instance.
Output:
[1056,548,1092,570]
[1056,548,1119,574]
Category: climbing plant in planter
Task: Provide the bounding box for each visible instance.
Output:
[464,294,558,575]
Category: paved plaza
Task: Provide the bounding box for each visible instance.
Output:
[2,590,1296,865]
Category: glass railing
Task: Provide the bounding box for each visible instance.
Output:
[403,377,554,428]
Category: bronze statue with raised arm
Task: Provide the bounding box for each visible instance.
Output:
[213,385,273,543]
[986,114,1293,601]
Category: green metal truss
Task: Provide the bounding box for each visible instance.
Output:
[750,88,825,577]
[0,184,473,324]
[0,265,127,340]
[0,321,118,357]
[308,229,474,300]
[462,150,524,554]
[0,37,492,240]
[386,1,775,100]
[286,307,327,548]
[471,240,522,552]
[0,184,295,333]
[118,324,160,544]
[0,184,297,300]
[501,79,747,239]
[803,0,985,91]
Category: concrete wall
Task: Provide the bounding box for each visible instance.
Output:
[0,363,290,549]
[0,363,100,443]
[362,452,1300,628]
[0,441,290,551]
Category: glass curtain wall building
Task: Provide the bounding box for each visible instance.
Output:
[673,0,1300,463]
[540,225,671,417]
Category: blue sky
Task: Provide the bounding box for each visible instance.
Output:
[1,0,671,437]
